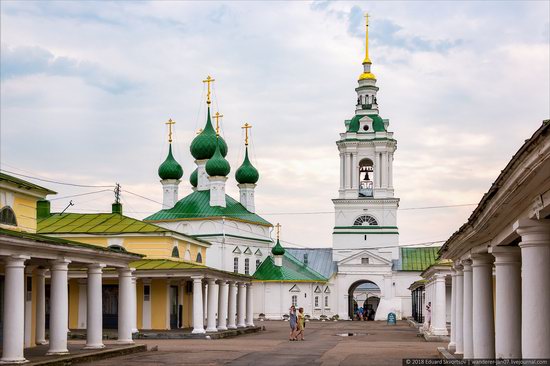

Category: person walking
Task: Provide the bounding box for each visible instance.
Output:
[296,307,305,341]
[289,305,297,340]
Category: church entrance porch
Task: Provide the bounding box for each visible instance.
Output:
[348,280,381,320]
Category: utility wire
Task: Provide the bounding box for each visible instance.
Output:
[0,169,114,188]
[50,189,113,201]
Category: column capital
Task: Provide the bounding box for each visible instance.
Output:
[4,255,30,268]
[434,273,447,281]
[191,275,204,282]
[461,258,473,270]
[206,278,217,285]
[471,253,494,267]
[50,258,71,270]
[246,282,253,288]
[515,219,550,248]
[453,262,464,272]
[88,263,106,274]
[216,279,227,285]
[490,246,521,265]
[35,267,48,276]
[238,282,247,288]
[117,267,134,277]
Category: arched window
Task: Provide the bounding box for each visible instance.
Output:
[0,206,17,226]
[171,246,180,258]
[108,244,126,253]
[233,257,239,273]
[196,252,202,263]
[354,215,378,226]
[359,159,374,197]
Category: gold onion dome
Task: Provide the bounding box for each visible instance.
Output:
[158,144,183,180]
[205,138,231,177]
[190,168,198,187]
[190,107,228,160]
[235,146,259,184]
[271,239,285,255]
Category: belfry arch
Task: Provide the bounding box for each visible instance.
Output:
[358,158,374,197]
[348,279,381,320]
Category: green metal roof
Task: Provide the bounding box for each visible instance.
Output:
[0,172,56,195]
[144,190,272,227]
[37,212,210,246]
[346,114,386,133]
[0,227,142,256]
[399,247,440,271]
[253,251,328,282]
[131,259,206,270]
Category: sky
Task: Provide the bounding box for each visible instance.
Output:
[1,1,549,249]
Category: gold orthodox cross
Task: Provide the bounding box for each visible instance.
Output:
[275,223,281,240]
[242,123,252,146]
[214,112,224,135]
[166,118,175,143]
[202,75,215,105]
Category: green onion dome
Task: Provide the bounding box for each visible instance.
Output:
[190,107,228,160]
[271,239,285,255]
[235,147,259,184]
[205,139,231,177]
[190,168,198,187]
[158,144,183,180]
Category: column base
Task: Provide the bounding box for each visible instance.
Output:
[237,324,246,328]
[116,340,135,345]
[83,344,105,350]
[206,327,218,332]
[227,325,237,330]
[217,326,228,331]
[431,327,448,336]
[131,328,138,333]
[0,358,28,364]
[448,342,456,353]
[192,328,206,334]
[36,340,48,345]
[246,323,255,327]
[46,350,69,356]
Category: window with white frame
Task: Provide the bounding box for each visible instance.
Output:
[256,259,261,269]
[233,257,239,273]
[244,258,250,275]
[291,295,298,307]
[353,215,378,226]
[314,296,319,308]
[324,295,329,308]
[361,257,369,264]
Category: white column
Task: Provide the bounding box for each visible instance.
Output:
[422,281,431,330]
[24,267,33,348]
[454,265,464,355]
[245,283,254,327]
[380,152,387,188]
[192,276,205,334]
[339,153,344,191]
[206,279,218,332]
[472,253,494,359]
[517,222,550,359]
[374,152,381,189]
[35,268,47,345]
[1,255,28,364]
[47,259,71,355]
[492,247,521,359]
[85,264,105,349]
[462,259,474,359]
[388,153,394,188]
[77,279,87,329]
[227,281,237,329]
[448,270,456,351]
[217,280,228,331]
[117,268,134,344]
[202,282,207,325]
[351,153,358,190]
[131,276,138,333]
[431,273,447,336]
[237,282,246,328]
[344,153,351,189]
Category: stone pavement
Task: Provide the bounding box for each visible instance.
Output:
[83,320,445,366]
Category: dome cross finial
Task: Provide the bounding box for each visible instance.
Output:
[214,112,224,135]
[202,75,215,105]
[275,223,281,240]
[165,118,176,143]
[242,123,252,146]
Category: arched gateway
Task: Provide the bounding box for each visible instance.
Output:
[348,280,381,320]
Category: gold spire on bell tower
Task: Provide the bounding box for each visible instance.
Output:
[202,75,215,105]
[363,13,371,65]
[242,123,252,146]
[165,118,175,143]
[358,12,376,81]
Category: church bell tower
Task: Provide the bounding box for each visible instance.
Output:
[332,14,400,258]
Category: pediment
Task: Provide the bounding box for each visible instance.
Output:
[233,246,242,254]
[289,284,301,292]
[244,247,252,255]
[337,249,392,266]
[314,286,322,293]
[254,249,262,256]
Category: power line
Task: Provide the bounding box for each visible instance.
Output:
[50,189,113,201]
[1,169,114,188]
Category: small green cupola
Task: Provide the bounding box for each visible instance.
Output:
[158,144,184,180]
[271,239,285,256]
[190,107,228,160]
[205,138,231,177]
[236,146,259,184]
[190,168,198,188]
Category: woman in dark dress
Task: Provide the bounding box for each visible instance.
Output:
[289,305,297,340]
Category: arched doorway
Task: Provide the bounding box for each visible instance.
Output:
[348,280,381,320]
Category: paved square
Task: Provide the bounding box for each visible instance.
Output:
[84,321,444,366]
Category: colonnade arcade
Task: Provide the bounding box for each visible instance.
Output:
[0,232,140,364]
[436,220,550,359]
